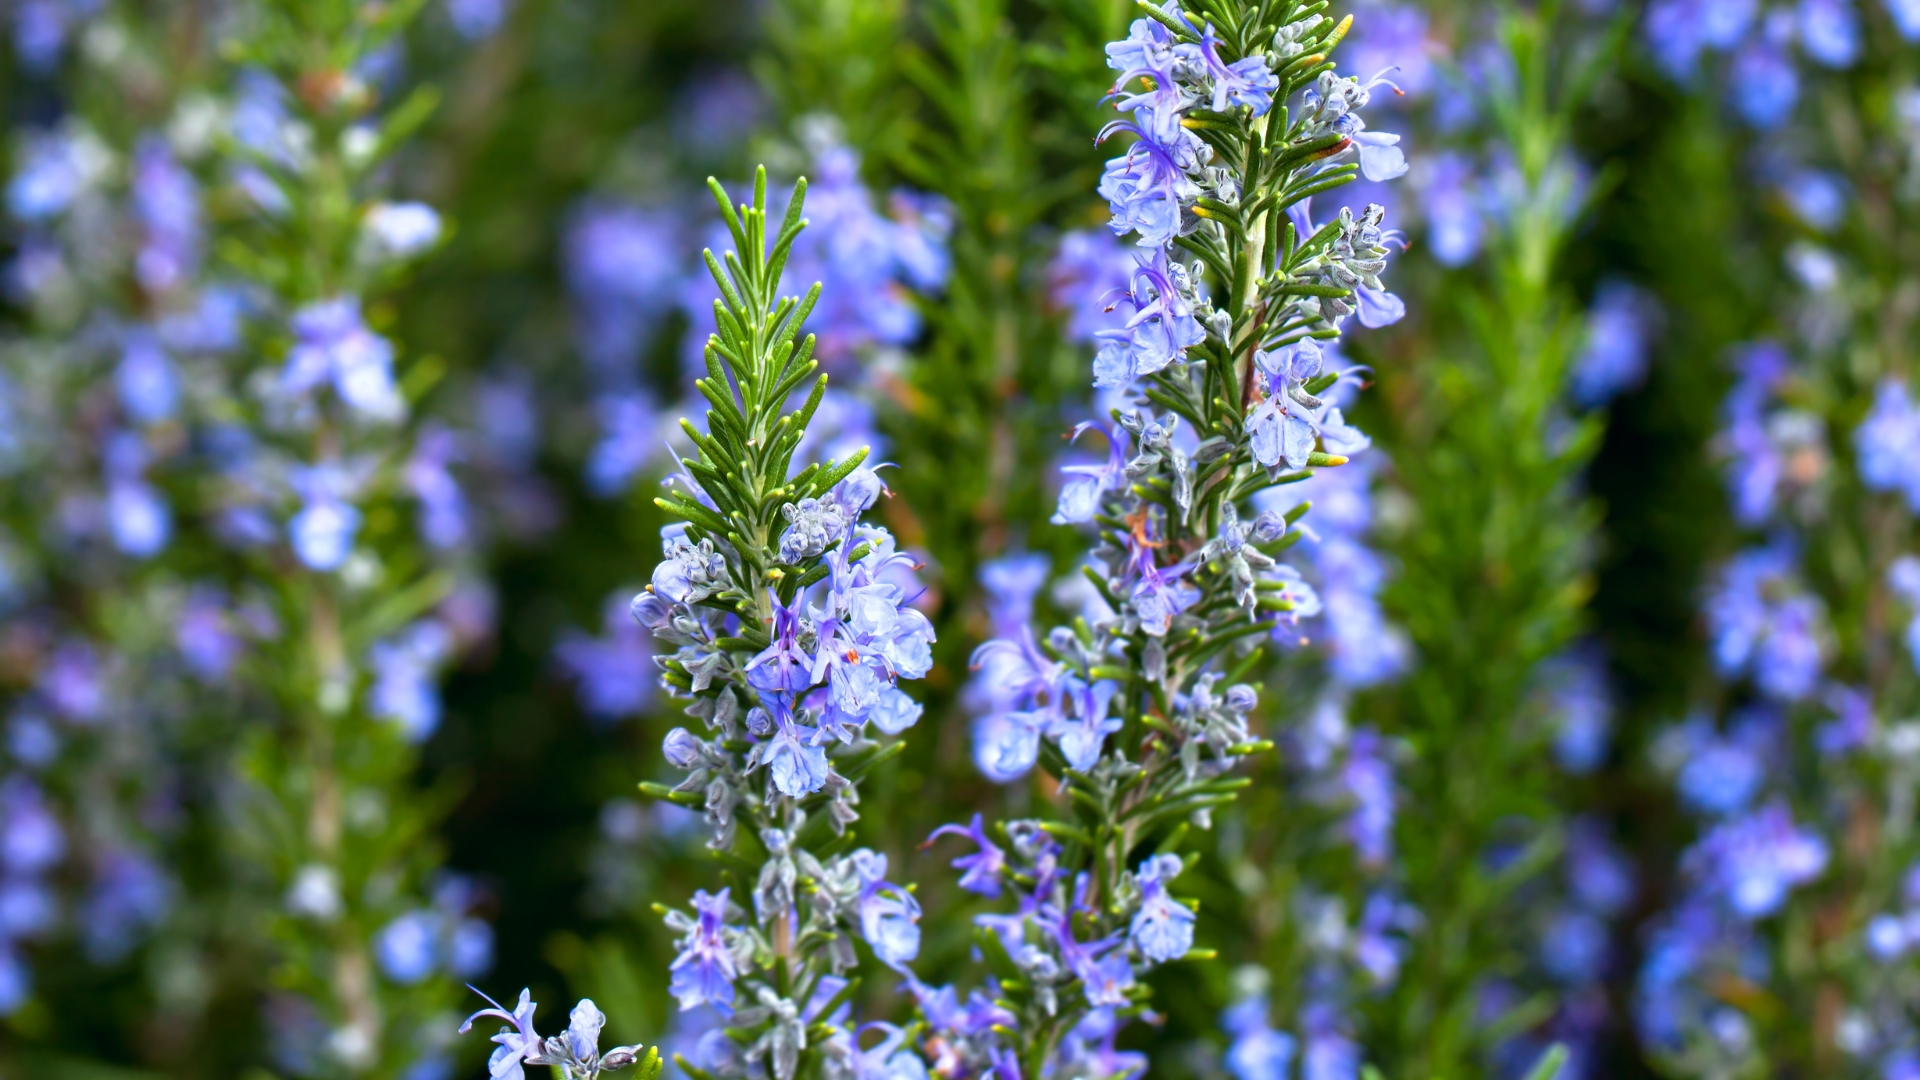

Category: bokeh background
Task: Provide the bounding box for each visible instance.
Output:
[1,0,1916,1077]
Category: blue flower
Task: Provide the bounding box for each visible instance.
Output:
[1856,378,1920,511]
[1189,24,1278,114]
[1050,679,1122,772]
[405,424,467,549]
[852,850,922,971]
[1682,800,1827,918]
[368,620,453,741]
[564,202,683,374]
[130,137,200,293]
[7,126,102,221]
[1891,0,1920,38]
[375,909,440,984]
[1728,40,1797,129]
[1128,854,1194,963]
[667,889,743,1012]
[1419,151,1485,266]
[459,988,543,1080]
[1795,0,1859,67]
[1540,909,1610,985]
[1048,230,1139,345]
[1092,247,1206,389]
[555,591,655,722]
[116,331,179,425]
[1097,106,1208,249]
[1053,422,1130,524]
[282,298,405,421]
[926,813,1006,898]
[757,698,831,797]
[1570,281,1658,408]
[1892,556,1920,672]
[1106,18,1185,114]
[1222,998,1295,1080]
[1704,543,1827,701]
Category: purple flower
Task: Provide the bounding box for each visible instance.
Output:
[1049,679,1122,772]
[459,988,543,1080]
[1,777,64,874]
[447,0,510,38]
[1684,800,1827,918]
[1339,729,1395,868]
[668,889,741,1012]
[1188,24,1278,113]
[1728,40,1798,128]
[1097,106,1208,249]
[1856,379,1920,511]
[1222,998,1296,1080]
[756,699,831,797]
[1566,817,1636,917]
[406,424,467,549]
[288,460,368,570]
[83,848,172,962]
[116,331,180,425]
[131,137,201,293]
[1570,281,1658,408]
[1541,909,1610,984]
[178,587,243,679]
[1418,151,1484,266]
[1644,0,1757,76]
[564,203,682,374]
[1892,557,1920,672]
[556,591,656,721]
[1704,543,1827,701]
[1092,247,1206,389]
[39,641,105,723]
[1796,0,1859,67]
[1345,4,1435,95]
[852,850,922,971]
[926,814,1006,897]
[282,298,404,421]
[1128,854,1194,963]
[1053,422,1129,524]
[367,621,453,741]
[1048,230,1136,345]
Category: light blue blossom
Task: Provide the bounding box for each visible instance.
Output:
[1704,542,1827,701]
[1569,281,1659,408]
[1092,247,1206,389]
[368,620,453,741]
[1128,854,1194,963]
[1098,107,1209,249]
[288,460,367,570]
[1682,800,1827,918]
[852,850,921,971]
[666,889,743,1012]
[282,298,405,421]
[116,331,180,424]
[1856,378,1920,511]
[131,137,201,293]
[363,202,443,261]
[1222,997,1296,1080]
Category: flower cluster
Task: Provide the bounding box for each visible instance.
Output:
[938,1,1409,1073]
[1645,0,1882,128]
[580,173,941,1080]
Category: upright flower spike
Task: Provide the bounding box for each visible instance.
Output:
[622,171,935,1080]
[921,2,1412,1076]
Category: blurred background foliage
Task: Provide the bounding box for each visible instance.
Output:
[1,0,1911,1074]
